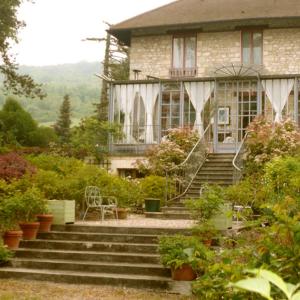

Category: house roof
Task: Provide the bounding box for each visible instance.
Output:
[109,0,300,44]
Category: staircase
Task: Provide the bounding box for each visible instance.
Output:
[0,225,189,293]
[161,153,235,219]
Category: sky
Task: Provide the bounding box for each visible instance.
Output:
[15,0,174,66]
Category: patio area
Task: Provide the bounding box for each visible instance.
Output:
[76,213,196,229]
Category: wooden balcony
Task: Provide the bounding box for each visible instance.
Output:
[169,67,197,78]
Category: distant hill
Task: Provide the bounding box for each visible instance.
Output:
[0,61,102,125]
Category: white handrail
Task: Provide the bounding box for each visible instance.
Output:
[167,125,211,172]
[232,131,252,171]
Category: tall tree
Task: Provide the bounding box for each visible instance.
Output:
[85,29,129,121]
[0,0,45,99]
[54,94,71,143]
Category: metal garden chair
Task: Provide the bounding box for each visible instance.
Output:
[82,186,118,221]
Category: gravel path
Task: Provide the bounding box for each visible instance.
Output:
[0,279,195,300]
[76,214,195,229]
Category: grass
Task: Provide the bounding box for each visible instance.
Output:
[0,279,195,300]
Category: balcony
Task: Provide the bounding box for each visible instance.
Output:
[169,67,197,78]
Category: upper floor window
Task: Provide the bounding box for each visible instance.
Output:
[242,31,263,65]
[171,35,197,77]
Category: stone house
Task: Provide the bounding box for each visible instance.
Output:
[107,0,300,175]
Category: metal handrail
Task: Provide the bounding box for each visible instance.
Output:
[232,131,252,182]
[168,125,211,172]
[165,124,211,203]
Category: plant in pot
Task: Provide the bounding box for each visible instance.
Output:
[0,241,13,266]
[36,205,53,233]
[10,188,47,240]
[158,235,213,281]
[185,185,225,246]
[0,199,23,250]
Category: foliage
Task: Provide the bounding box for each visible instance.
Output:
[158,235,212,271]
[139,176,167,205]
[3,187,47,223]
[70,117,122,160]
[245,117,300,174]
[54,95,71,143]
[0,242,12,263]
[0,0,45,99]
[230,269,300,300]
[137,128,199,176]
[185,185,225,224]
[0,97,57,147]
[0,152,36,182]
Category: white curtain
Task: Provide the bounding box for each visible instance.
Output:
[262,79,294,122]
[184,81,215,135]
[139,83,160,143]
[114,84,140,143]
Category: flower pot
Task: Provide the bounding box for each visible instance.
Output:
[3,230,23,250]
[19,222,40,240]
[115,208,128,219]
[144,198,160,212]
[171,264,197,281]
[36,214,53,233]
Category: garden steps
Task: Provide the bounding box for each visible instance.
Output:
[160,153,235,219]
[11,258,170,277]
[0,267,176,290]
[0,225,191,293]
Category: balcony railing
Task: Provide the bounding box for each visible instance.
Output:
[169,67,197,78]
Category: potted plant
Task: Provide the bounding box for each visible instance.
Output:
[0,200,23,250]
[191,223,219,247]
[158,235,212,281]
[0,241,13,266]
[11,188,47,240]
[36,206,53,233]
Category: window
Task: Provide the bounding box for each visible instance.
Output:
[171,35,197,77]
[242,31,263,65]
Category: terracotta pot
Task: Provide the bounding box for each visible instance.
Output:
[115,208,128,220]
[36,214,53,232]
[19,222,40,240]
[171,264,197,281]
[3,230,23,250]
[203,238,213,247]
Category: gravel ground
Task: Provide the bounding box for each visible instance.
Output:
[76,214,195,229]
[0,279,196,300]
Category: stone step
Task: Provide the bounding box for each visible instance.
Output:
[194,175,234,180]
[196,170,234,175]
[205,158,233,162]
[191,179,233,185]
[50,225,187,236]
[20,240,157,254]
[0,267,175,290]
[15,248,160,264]
[162,213,191,220]
[11,258,170,277]
[200,166,234,171]
[203,162,233,167]
[38,231,158,244]
[161,207,189,213]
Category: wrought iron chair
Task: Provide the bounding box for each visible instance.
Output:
[82,186,118,221]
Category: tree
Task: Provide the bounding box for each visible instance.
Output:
[54,94,71,143]
[0,97,38,145]
[85,28,129,121]
[0,0,45,99]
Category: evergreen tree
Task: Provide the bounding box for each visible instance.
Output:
[54,95,71,143]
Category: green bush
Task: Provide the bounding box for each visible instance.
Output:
[158,235,213,271]
[0,242,12,264]
[139,176,167,205]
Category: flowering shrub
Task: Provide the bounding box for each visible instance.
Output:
[136,128,199,176]
[244,117,300,173]
[0,152,36,182]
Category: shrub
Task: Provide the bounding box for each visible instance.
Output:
[0,242,12,264]
[245,117,300,173]
[136,128,199,176]
[139,176,167,205]
[158,235,212,271]
[0,152,36,182]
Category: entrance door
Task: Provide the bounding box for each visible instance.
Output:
[214,80,259,153]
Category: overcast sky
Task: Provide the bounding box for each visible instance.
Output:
[14,0,173,66]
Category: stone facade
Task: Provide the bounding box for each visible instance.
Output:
[263,28,300,75]
[129,28,300,79]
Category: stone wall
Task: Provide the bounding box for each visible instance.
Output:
[129,28,300,79]
[263,28,300,75]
